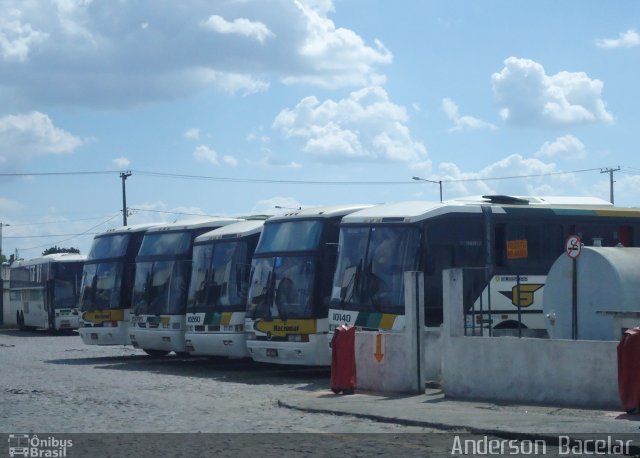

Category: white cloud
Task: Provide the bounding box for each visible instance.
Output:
[0,196,23,213]
[250,152,303,169]
[535,135,586,160]
[0,112,83,163]
[435,154,580,198]
[193,145,220,166]
[441,98,496,132]
[112,157,131,168]
[0,8,48,62]
[201,15,275,43]
[273,86,427,163]
[281,2,392,88]
[223,155,238,166]
[595,29,640,49]
[188,69,270,96]
[491,57,614,127]
[184,128,201,140]
[607,174,640,207]
[0,1,391,108]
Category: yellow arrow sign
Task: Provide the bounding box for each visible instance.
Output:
[374,333,384,362]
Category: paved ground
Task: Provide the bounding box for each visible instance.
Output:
[2,327,640,457]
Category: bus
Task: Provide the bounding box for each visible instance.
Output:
[129,218,241,356]
[328,195,640,336]
[184,219,264,357]
[11,253,86,332]
[245,205,369,366]
[78,223,159,345]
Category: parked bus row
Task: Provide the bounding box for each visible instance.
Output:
[10,195,640,365]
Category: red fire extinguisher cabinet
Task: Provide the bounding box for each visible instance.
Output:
[330,324,356,394]
[617,327,640,413]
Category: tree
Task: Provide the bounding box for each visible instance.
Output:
[42,246,81,256]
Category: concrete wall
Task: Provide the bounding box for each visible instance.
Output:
[355,331,418,393]
[355,271,433,393]
[442,268,621,409]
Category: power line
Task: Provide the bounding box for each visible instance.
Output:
[437,167,603,183]
[0,171,120,177]
[132,170,415,185]
[5,233,100,239]
[0,166,613,185]
[132,167,604,185]
[129,208,227,218]
[16,213,121,252]
[5,215,121,227]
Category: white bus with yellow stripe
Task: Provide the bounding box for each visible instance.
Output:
[128,218,241,356]
[78,223,159,345]
[184,220,264,357]
[329,196,640,336]
[245,205,370,366]
[11,253,86,332]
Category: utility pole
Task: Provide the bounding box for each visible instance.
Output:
[600,167,620,204]
[120,171,132,226]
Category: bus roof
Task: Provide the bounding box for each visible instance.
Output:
[96,222,164,237]
[265,204,372,222]
[195,220,265,243]
[143,217,242,233]
[12,252,87,267]
[342,196,631,224]
[452,195,613,206]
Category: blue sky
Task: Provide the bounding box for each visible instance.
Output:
[1,0,639,258]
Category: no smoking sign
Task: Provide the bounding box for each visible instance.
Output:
[565,235,583,259]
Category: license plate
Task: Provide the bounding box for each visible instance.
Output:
[266,349,278,357]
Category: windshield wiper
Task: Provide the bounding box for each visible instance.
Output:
[340,261,362,308]
[363,259,382,311]
[250,270,273,320]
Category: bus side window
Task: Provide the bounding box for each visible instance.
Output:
[494,224,506,267]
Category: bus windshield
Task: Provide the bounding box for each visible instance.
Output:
[187,241,251,313]
[255,220,323,253]
[138,232,192,257]
[80,262,123,311]
[331,225,420,312]
[88,234,129,260]
[247,255,316,320]
[53,262,84,309]
[132,260,191,315]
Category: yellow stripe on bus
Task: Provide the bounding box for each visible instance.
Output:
[379,314,396,330]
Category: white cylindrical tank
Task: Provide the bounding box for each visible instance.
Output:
[543,247,640,340]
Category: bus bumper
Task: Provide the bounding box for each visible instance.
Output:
[55,315,79,330]
[129,328,186,353]
[246,334,331,366]
[184,332,250,358]
[79,322,130,345]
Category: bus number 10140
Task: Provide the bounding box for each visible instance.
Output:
[332,312,352,323]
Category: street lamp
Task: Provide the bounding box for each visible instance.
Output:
[412,176,443,202]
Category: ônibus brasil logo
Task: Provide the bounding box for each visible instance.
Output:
[8,434,73,457]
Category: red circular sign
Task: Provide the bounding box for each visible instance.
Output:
[565,235,582,259]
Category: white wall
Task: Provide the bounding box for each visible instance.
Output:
[442,268,620,409]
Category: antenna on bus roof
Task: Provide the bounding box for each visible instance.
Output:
[481,195,530,205]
